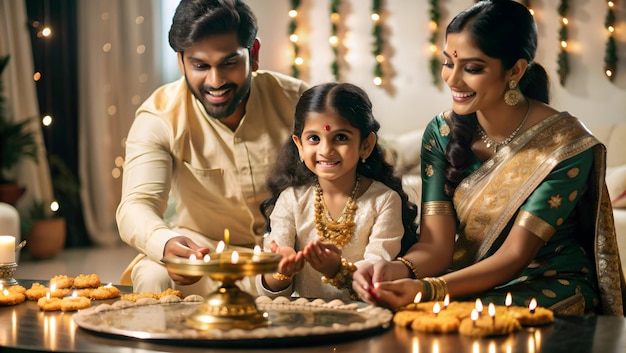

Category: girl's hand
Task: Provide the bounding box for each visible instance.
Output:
[302,239,341,278]
[268,240,304,277]
[369,278,423,310]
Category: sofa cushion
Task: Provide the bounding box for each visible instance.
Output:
[592,123,626,169]
[379,129,424,175]
[606,165,626,208]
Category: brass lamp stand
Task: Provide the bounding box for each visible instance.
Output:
[163,251,281,330]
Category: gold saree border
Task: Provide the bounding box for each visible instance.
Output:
[449,112,624,316]
[452,113,598,268]
[516,210,554,243]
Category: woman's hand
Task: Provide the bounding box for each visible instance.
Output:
[163,236,209,285]
[302,239,341,278]
[370,278,423,310]
[352,260,413,305]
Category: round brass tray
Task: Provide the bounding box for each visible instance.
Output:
[73,296,393,348]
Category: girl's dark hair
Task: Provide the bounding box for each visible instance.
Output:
[168,0,258,53]
[443,0,550,196]
[261,82,418,255]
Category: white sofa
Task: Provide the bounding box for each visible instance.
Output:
[383,121,626,274]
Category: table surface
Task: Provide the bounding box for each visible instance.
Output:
[1,279,626,353]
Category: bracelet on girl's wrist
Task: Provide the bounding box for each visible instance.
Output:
[322,257,359,300]
[396,256,419,279]
[272,272,293,281]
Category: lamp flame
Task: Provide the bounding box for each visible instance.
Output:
[216,241,225,253]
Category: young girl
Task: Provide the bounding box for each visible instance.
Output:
[256,82,418,301]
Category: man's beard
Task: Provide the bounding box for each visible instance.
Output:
[186,72,252,120]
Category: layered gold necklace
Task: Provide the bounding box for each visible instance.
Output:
[314,176,360,249]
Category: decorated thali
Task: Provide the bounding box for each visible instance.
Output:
[72,295,393,347]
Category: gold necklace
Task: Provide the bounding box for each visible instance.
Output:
[314,176,360,249]
[477,100,530,153]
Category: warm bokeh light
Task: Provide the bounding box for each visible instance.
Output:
[42,115,53,127]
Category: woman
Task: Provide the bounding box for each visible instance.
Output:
[353,0,625,316]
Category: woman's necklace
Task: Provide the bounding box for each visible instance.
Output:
[314,176,360,249]
[477,100,531,153]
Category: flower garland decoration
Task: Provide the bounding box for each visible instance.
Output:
[604,1,618,81]
[330,0,341,81]
[288,0,302,78]
[371,0,384,86]
[557,0,569,86]
[428,0,440,85]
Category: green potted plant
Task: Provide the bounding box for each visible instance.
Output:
[20,198,66,259]
[0,54,39,205]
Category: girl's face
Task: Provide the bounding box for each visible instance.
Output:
[441,30,510,116]
[293,111,368,184]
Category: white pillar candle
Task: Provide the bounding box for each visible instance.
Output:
[0,235,15,263]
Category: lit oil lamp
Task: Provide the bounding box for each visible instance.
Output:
[488,303,496,325]
[443,294,450,310]
[224,228,230,250]
[505,292,512,311]
[529,298,538,314]
[163,229,281,330]
[471,309,478,327]
[432,302,441,317]
[475,298,483,315]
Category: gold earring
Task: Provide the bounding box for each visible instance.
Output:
[504,80,521,106]
[361,156,366,163]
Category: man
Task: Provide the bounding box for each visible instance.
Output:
[117,0,309,295]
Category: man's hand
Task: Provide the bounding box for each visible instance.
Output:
[163,236,209,285]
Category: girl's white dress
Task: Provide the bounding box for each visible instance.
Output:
[256,180,404,301]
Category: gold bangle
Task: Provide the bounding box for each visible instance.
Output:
[322,258,359,300]
[422,277,448,301]
[396,256,419,279]
[272,272,292,281]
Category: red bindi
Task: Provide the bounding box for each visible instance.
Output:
[323,125,331,131]
[453,50,457,57]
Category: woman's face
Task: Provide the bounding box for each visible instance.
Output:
[441,30,509,115]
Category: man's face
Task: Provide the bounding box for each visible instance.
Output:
[179,33,256,120]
